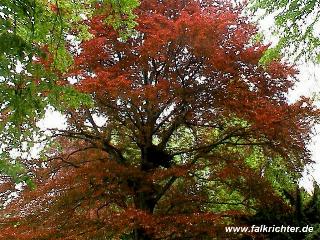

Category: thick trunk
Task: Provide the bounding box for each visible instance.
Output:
[134,227,152,240]
[132,146,164,240]
[133,181,157,240]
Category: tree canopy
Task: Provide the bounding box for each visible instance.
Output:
[0,1,318,239]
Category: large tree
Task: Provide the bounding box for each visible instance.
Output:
[0,0,318,239]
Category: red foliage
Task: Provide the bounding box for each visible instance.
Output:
[0,0,318,239]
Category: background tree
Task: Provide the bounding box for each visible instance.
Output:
[241,181,320,240]
[249,0,320,63]
[0,0,139,178]
[0,0,319,239]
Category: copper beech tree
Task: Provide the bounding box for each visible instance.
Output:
[0,0,318,239]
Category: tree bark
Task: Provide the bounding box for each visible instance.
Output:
[132,146,162,240]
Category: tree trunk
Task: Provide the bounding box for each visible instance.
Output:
[134,228,152,240]
[132,146,161,240]
[132,182,157,240]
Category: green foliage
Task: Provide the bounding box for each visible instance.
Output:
[0,0,139,181]
[249,0,320,62]
[49,85,94,110]
[305,223,320,240]
[258,38,286,65]
[0,157,24,182]
[106,0,140,39]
